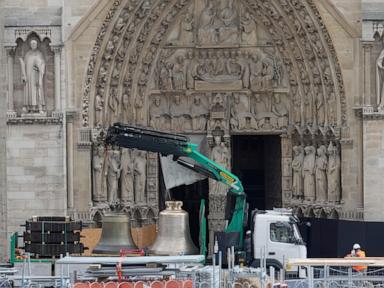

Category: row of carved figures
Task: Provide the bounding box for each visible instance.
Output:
[157,49,282,91]
[92,146,147,205]
[292,142,341,203]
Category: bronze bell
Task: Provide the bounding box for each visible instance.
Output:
[150,201,198,255]
[93,211,137,254]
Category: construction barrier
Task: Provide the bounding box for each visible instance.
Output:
[74,280,194,288]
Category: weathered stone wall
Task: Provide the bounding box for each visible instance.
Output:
[6,123,66,234]
[0,1,9,261]
[315,1,364,218]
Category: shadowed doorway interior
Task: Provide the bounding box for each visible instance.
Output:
[232,135,282,214]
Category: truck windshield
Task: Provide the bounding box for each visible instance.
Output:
[270,222,302,244]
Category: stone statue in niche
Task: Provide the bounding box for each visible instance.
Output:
[315,145,328,203]
[261,58,274,90]
[376,47,384,107]
[133,149,147,204]
[219,0,239,44]
[122,93,134,124]
[291,85,301,125]
[303,85,313,125]
[172,55,186,90]
[326,85,336,126]
[252,94,275,129]
[211,136,230,194]
[93,145,106,202]
[191,94,208,131]
[177,10,194,44]
[149,95,169,130]
[20,39,46,114]
[120,148,134,204]
[292,146,304,199]
[327,142,340,203]
[272,94,288,129]
[303,145,316,202]
[108,88,119,125]
[105,148,121,203]
[171,94,189,131]
[135,90,145,124]
[241,11,257,45]
[230,93,256,130]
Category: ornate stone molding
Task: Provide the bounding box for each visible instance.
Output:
[6,115,63,125]
[4,26,62,47]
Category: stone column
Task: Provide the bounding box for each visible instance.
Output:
[53,47,62,111]
[281,134,292,206]
[6,48,16,118]
[66,112,75,210]
[362,42,373,106]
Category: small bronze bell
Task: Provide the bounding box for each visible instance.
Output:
[93,212,137,254]
[150,201,198,255]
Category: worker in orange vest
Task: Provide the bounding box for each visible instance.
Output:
[346,243,367,272]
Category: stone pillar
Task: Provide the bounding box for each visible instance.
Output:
[53,47,62,111]
[6,48,16,117]
[362,42,373,106]
[66,112,75,210]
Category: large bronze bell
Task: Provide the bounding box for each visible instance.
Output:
[93,212,137,254]
[150,201,198,255]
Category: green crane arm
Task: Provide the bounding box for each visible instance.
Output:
[105,123,246,242]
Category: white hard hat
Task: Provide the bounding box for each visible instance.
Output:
[353,243,361,250]
[246,230,252,235]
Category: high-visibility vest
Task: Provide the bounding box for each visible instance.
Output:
[353,250,367,271]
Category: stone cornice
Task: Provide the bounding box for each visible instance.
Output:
[6,115,63,125]
[4,26,62,47]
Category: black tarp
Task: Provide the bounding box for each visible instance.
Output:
[299,218,384,258]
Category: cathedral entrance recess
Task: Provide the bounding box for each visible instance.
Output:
[232,135,282,214]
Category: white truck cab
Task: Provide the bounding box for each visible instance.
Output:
[251,209,307,272]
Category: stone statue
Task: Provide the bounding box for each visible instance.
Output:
[230,93,256,130]
[314,85,325,126]
[219,0,239,44]
[120,149,134,204]
[105,148,121,203]
[292,146,304,199]
[19,39,46,114]
[271,94,288,128]
[185,51,197,89]
[250,54,263,91]
[95,91,104,127]
[211,136,230,194]
[241,11,257,45]
[315,145,328,203]
[133,149,147,204]
[93,145,105,202]
[159,61,173,90]
[122,93,134,124]
[149,95,168,130]
[191,94,208,131]
[198,0,218,45]
[303,145,316,202]
[327,142,341,203]
[239,51,251,89]
[108,88,119,125]
[376,47,384,107]
[261,57,274,90]
[172,55,186,90]
[171,94,188,131]
[178,11,194,44]
[134,94,145,124]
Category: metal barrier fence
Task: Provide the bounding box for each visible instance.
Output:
[286,265,384,288]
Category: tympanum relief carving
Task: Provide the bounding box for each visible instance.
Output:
[84,0,347,223]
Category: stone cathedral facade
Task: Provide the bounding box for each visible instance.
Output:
[0,0,383,258]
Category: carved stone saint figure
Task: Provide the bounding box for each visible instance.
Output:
[120,149,134,204]
[178,11,194,44]
[241,11,257,45]
[191,95,208,131]
[271,94,288,128]
[292,146,304,199]
[93,145,105,202]
[105,148,121,203]
[172,56,186,90]
[20,39,46,114]
[230,93,256,130]
[376,47,384,107]
[211,136,230,194]
[171,94,187,131]
[250,54,263,91]
[150,95,167,130]
[198,0,217,45]
[133,149,147,204]
[219,0,239,44]
[315,145,328,203]
[303,145,316,202]
[327,142,341,203]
